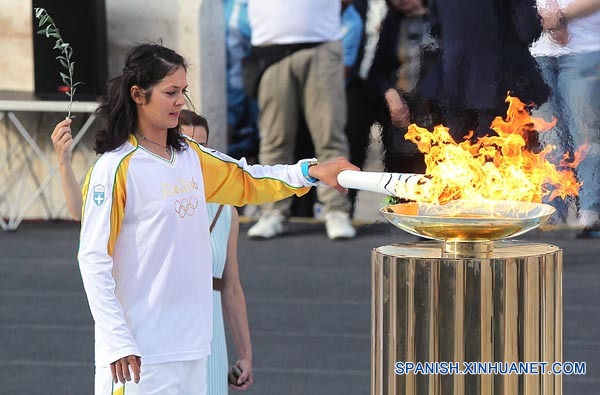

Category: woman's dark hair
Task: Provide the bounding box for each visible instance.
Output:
[179,109,210,137]
[95,43,188,154]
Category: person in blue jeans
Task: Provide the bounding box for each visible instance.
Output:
[532,0,600,237]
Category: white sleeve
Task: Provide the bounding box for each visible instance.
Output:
[78,157,140,366]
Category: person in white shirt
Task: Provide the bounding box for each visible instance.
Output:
[245,0,356,240]
[52,110,255,393]
[63,43,357,395]
[531,0,600,236]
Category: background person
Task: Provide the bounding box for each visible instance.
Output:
[417,0,550,141]
[224,0,259,162]
[245,0,356,240]
[531,0,600,236]
[178,110,254,392]
[365,0,434,175]
[292,0,365,218]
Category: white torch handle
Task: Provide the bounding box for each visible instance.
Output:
[337,170,426,197]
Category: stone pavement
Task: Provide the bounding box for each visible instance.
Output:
[1,128,599,394]
[0,219,599,394]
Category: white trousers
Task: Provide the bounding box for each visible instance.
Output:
[95,358,207,395]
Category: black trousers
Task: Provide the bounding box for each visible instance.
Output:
[345,79,428,214]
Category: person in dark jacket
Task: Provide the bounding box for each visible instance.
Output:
[367,0,436,175]
[344,0,434,185]
[417,0,550,141]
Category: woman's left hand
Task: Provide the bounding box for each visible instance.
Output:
[308,157,360,193]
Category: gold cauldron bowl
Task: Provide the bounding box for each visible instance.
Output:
[380,199,556,257]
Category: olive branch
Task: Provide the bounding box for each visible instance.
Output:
[34,7,82,118]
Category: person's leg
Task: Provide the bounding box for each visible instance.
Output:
[345,79,378,215]
[247,56,301,237]
[345,80,377,170]
[559,51,600,230]
[291,115,317,217]
[183,358,208,394]
[532,56,572,222]
[255,57,300,217]
[299,41,351,214]
[300,41,355,238]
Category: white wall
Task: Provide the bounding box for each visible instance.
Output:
[0,0,226,222]
[0,1,34,91]
[104,0,227,152]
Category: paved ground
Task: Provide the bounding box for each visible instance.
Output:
[2,131,599,394]
[0,219,599,394]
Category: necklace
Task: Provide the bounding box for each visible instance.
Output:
[137,133,170,154]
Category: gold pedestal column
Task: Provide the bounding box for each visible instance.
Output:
[371,240,562,395]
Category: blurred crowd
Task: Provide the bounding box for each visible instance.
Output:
[223,0,600,239]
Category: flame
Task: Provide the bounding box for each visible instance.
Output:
[400,95,583,206]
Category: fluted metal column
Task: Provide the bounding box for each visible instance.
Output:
[371,240,562,395]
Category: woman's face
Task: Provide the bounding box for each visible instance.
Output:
[134,66,187,134]
[180,125,208,146]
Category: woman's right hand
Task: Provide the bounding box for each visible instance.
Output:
[51,118,74,165]
[110,355,142,384]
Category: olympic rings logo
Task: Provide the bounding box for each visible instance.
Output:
[174,196,199,218]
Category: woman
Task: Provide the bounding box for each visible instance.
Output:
[56,43,356,394]
[54,114,255,393]
[53,111,254,392]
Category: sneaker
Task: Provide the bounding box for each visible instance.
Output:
[324,211,356,240]
[247,210,286,239]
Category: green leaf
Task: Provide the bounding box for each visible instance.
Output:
[35,8,78,113]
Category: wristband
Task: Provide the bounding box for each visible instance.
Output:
[300,158,319,183]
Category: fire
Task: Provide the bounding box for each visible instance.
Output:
[398,95,582,206]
